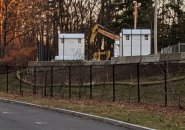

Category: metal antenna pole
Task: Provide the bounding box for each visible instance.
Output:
[134,1,138,29]
[133,1,141,29]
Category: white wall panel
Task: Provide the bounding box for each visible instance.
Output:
[56,34,85,60]
[119,29,151,56]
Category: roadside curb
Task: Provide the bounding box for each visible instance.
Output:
[0,98,155,130]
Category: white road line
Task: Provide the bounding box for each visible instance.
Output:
[2,112,11,114]
[35,122,48,125]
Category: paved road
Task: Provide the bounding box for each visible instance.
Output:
[0,101,128,130]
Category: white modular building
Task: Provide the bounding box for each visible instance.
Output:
[114,40,120,57]
[119,29,151,56]
[161,43,185,54]
[55,33,85,60]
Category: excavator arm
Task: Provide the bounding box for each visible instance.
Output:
[90,24,120,60]
[90,24,119,45]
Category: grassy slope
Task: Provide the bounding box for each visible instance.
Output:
[0,93,184,130]
[0,72,185,129]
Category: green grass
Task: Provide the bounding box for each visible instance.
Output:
[0,71,185,129]
[0,72,32,94]
[0,93,185,130]
[0,71,185,107]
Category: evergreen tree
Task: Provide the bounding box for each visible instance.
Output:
[110,0,153,33]
[158,0,185,49]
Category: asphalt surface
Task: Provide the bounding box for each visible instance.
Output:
[0,101,128,130]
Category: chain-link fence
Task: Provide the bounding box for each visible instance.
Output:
[0,60,185,108]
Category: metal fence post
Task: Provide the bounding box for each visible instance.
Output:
[79,67,81,99]
[50,66,53,97]
[112,64,115,102]
[90,66,92,99]
[68,66,71,99]
[19,66,22,95]
[79,85,81,99]
[44,72,47,96]
[137,63,141,103]
[33,66,36,95]
[6,65,8,93]
[164,61,168,107]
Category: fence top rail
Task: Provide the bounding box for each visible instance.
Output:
[0,58,185,68]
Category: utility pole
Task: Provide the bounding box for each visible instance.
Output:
[154,0,158,54]
[133,1,141,29]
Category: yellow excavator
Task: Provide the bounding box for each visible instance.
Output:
[90,24,120,60]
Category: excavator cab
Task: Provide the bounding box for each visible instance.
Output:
[90,24,119,60]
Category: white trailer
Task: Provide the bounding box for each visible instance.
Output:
[55,33,85,60]
[119,29,151,56]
